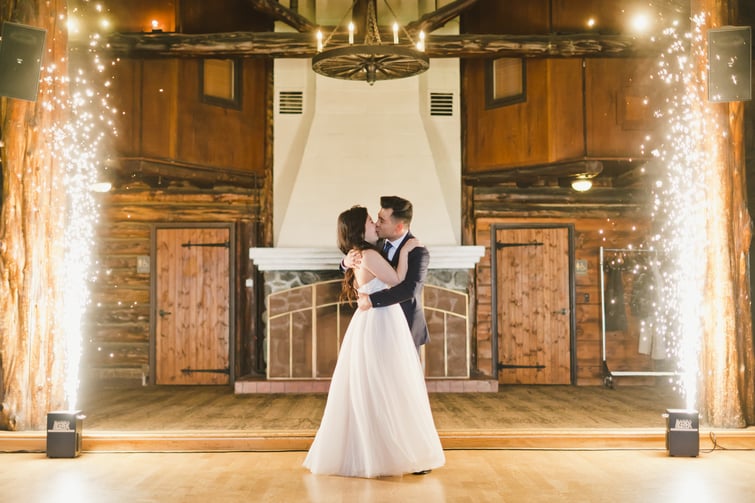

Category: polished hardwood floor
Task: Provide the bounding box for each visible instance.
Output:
[3,448,755,502]
[3,383,755,453]
[2,383,755,501]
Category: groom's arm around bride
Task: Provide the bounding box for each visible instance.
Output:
[358,196,430,349]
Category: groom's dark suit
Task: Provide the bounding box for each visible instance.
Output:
[371,233,430,349]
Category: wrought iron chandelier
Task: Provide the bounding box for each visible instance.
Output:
[311,0,429,85]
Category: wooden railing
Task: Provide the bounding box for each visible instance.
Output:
[266,280,469,379]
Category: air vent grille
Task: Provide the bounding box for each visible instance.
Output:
[279,91,303,114]
[430,92,454,116]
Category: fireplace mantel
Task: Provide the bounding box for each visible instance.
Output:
[249,246,485,271]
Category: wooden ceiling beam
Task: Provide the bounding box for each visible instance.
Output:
[405,0,481,34]
[245,0,317,33]
[103,31,657,59]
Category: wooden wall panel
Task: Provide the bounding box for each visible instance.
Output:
[552,0,654,33]
[180,0,271,33]
[465,0,660,35]
[103,0,176,33]
[547,59,585,161]
[176,59,269,173]
[464,56,663,173]
[140,59,179,159]
[117,58,268,175]
[463,0,550,33]
[107,59,141,156]
[464,59,584,172]
[585,58,662,158]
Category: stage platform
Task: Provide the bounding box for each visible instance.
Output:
[3,384,755,453]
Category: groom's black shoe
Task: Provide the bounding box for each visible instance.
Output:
[413,470,432,475]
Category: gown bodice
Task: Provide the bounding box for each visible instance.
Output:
[357,277,388,295]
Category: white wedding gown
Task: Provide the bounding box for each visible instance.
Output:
[303,278,445,478]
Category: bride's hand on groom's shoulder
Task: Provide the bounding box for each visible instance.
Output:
[343,249,362,269]
[402,237,422,254]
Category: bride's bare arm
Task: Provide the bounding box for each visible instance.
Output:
[360,249,400,286]
[359,239,420,286]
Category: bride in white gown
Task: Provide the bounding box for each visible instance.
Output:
[303,205,445,478]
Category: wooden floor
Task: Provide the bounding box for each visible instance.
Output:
[3,382,755,453]
[3,449,755,502]
[2,383,755,501]
[79,383,688,431]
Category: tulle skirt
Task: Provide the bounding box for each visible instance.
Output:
[303,304,445,478]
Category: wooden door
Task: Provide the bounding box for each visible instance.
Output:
[155,227,231,385]
[496,226,572,384]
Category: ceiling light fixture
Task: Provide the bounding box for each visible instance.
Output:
[571,178,594,192]
[311,0,429,85]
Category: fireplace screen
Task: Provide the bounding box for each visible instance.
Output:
[266,280,470,379]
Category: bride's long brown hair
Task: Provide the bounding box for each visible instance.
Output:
[337,205,377,303]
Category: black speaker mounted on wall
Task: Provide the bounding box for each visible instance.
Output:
[708,26,752,103]
[0,22,47,102]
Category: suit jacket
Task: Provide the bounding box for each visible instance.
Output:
[370,232,430,348]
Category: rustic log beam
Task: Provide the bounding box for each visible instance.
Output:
[473,186,649,207]
[464,160,604,184]
[103,31,658,59]
[245,0,317,33]
[405,0,480,34]
[474,208,645,220]
[114,158,263,189]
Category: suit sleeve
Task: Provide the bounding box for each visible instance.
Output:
[369,247,429,307]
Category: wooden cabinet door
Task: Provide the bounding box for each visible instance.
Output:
[155,227,230,385]
[496,226,572,384]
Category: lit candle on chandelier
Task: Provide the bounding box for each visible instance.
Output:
[417,30,425,51]
[348,22,355,44]
[393,22,399,44]
[316,30,323,52]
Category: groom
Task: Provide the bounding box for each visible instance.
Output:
[343,195,430,350]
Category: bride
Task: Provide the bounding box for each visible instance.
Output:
[303,205,445,478]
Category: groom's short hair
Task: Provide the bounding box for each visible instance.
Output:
[381,195,413,225]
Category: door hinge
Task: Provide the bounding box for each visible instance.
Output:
[496,241,543,250]
[497,362,546,372]
[181,240,230,249]
[181,367,230,375]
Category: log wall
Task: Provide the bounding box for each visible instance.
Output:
[83,185,264,382]
[81,1,274,384]
[471,203,652,385]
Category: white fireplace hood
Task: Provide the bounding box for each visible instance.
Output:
[272,4,462,249]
